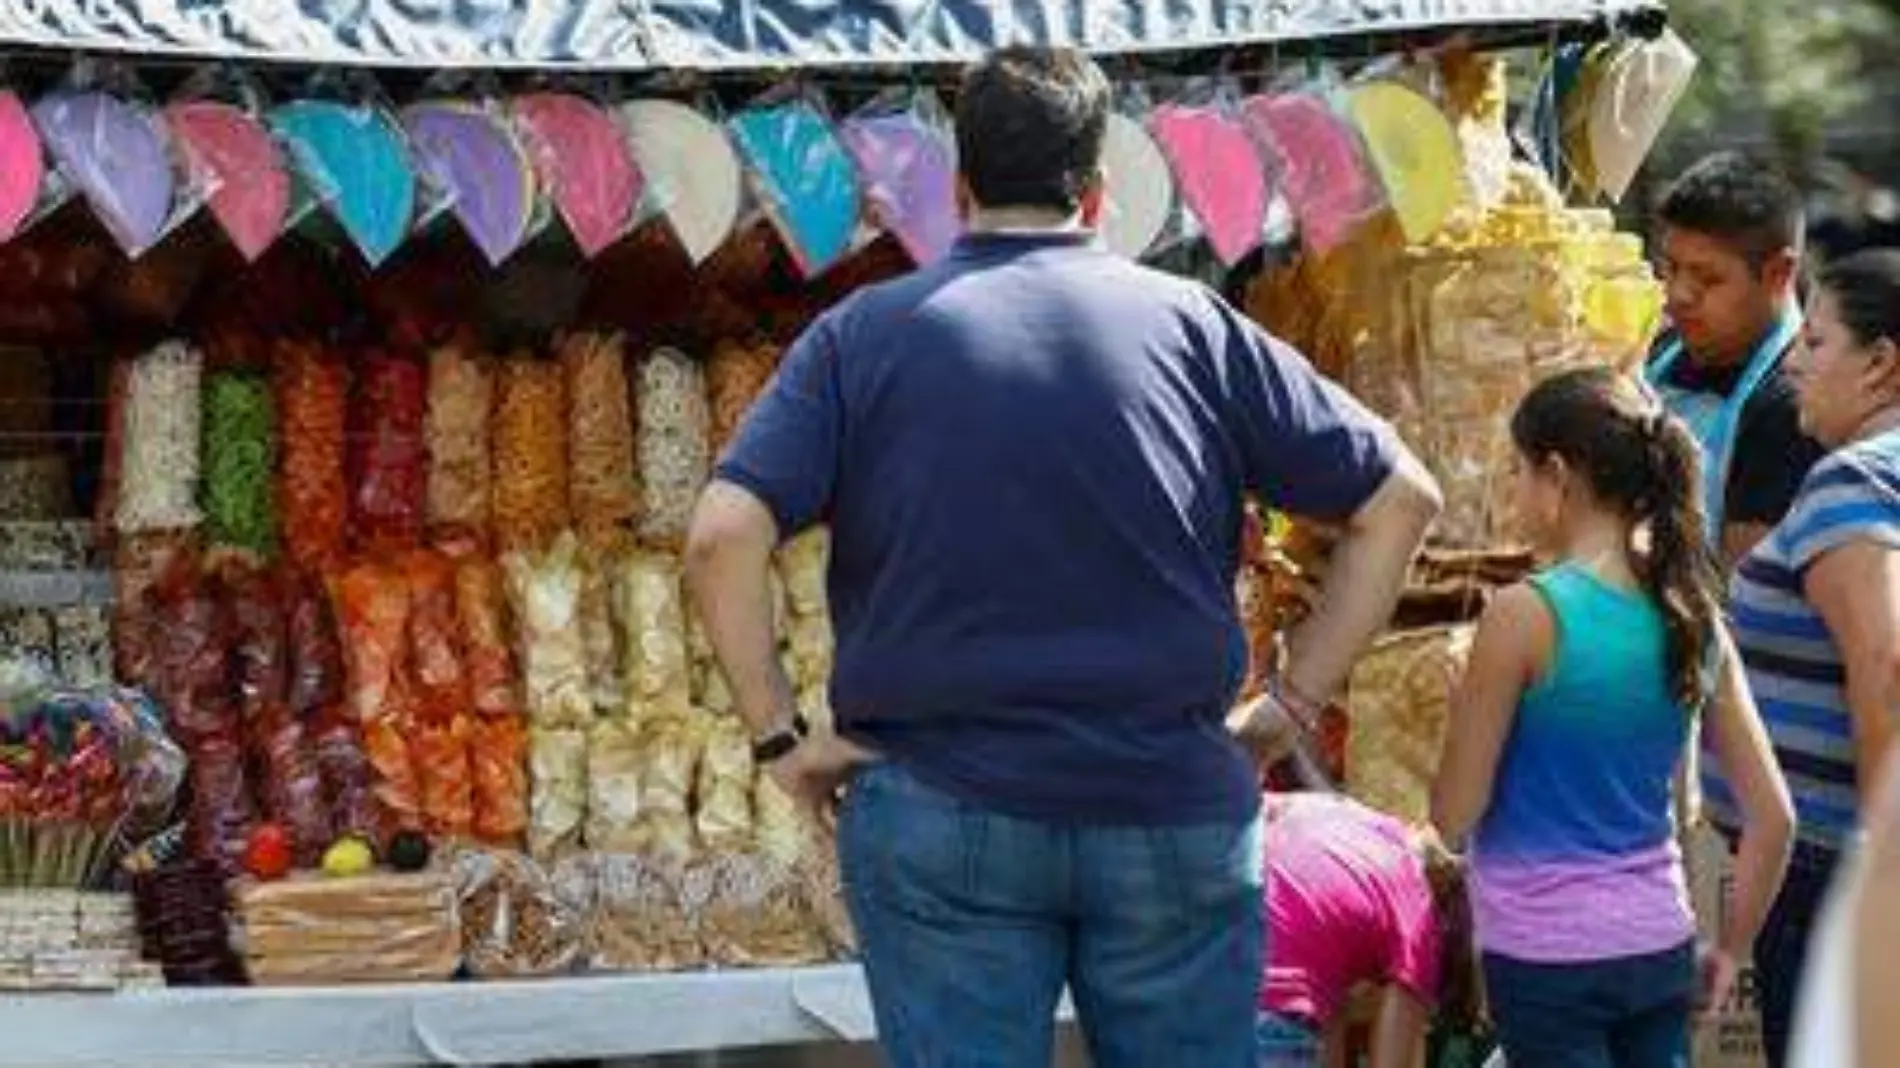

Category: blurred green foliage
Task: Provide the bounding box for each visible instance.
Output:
[1662,0,1894,168]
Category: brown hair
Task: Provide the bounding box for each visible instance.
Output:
[1509,368,1723,708]
[1416,831,1485,1032]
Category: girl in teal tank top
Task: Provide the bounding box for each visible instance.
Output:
[1430,368,1793,1068]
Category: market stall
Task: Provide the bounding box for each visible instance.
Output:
[0,1,1697,1064]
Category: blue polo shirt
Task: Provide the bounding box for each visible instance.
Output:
[717,232,1396,825]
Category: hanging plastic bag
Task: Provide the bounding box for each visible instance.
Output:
[0,75,62,244]
[1148,81,1271,267]
[424,335,495,542]
[185,732,257,877]
[1099,90,1177,262]
[276,339,348,572]
[269,75,428,268]
[615,548,694,722]
[165,66,293,263]
[839,89,960,267]
[220,559,286,721]
[350,348,427,552]
[415,714,474,840]
[618,96,743,266]
[404,80,539,267]
[286,568,344,719]
[504,532,591,728]
[512,89,641,259]
[331,558,411,724]
[313,710,378,842]
[150,558,236,745]
[31,61,209,258]
[635,347,710,549]
[1343,67,1464,245]
[451,548,519,718]
[469,715,528,846]
[249,706,330,867]
[202,369,278,559]
[403,547,467,725]
[706,338,780,456]
[493,358,570,554]
[113,341,204,536]
[727,87,867,279]
[1241,67,1387,255]
[561,332,638,537]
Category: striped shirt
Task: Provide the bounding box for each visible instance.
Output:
[1709,429,1900,847]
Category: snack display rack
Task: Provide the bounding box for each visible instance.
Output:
[0,2,1679,1065]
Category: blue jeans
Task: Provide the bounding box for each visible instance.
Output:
[1484,942,1696,1068]
[1255,1011,1321,1067]
[837,762,1263,1068]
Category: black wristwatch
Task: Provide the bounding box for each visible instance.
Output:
[751,712,811,765]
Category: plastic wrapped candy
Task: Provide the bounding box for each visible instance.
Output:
[638,717,699,864]
[331,559,411,724]
[201,371,278,558]
[453,551,518,718]
[113,342,203,535]
[286,570,344,719]
[112,532,196,688]
[614,549,692,722]
[504,533,590,728]
[350,349,427,552]
[635,348,710,549]
[698,852,830,968]
[585,719,644,854]
[248,707,330,867]
[493,359,570,554]
[695,717,754,854]
[313,712,377,842]
[705,339,779,455]
[275,340,348,572]
[402,548,467,726]
[362,712,424,839]
[1345,626,1473,825]
[415,714,473,840]
[528,726,586,859]
[424,337,494,541]
[456,848,587,978]
[1344,79,1463,245]
[578,536,626,717]
[184,732,257,877]
[561,332,638,537]
[150,559,236,745]
[588,854,706,973]
[220,560,286,720]
[469,715,528,846]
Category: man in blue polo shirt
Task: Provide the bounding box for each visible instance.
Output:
[685,47,1440,1068]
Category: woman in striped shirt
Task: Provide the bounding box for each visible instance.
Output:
[1717,248,1900,1065]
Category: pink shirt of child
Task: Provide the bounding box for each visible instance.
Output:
[1260,793,1443,1024]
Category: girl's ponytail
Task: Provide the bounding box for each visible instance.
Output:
[1510,368,1724,709]
[1637,412,1723,709]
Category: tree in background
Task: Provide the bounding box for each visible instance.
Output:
[1658,0,1892,175]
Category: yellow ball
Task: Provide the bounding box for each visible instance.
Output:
[321,836,375,878]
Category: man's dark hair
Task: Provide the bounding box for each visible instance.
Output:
[1656,151,1805,267]
[954,47,1111,212]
